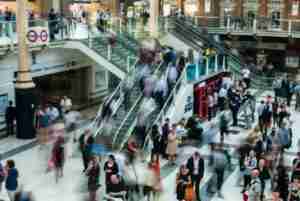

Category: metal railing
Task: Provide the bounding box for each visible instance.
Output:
[170,17,276,90]
[182,15,300,38]
[91,58,139,138]
[113,61,164,150]
[141,65,188,153]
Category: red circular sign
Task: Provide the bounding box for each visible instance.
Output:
[40,30,48,42]
[27,30,38,43]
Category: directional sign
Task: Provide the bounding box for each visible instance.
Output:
[26,26,49,45]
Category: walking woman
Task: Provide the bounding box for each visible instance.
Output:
[52,136,65,183]
[176,165,191,201]
[166,124,177,165]
[86,156,100,201]
[5,160,18,201]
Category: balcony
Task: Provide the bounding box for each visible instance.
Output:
[187,16,300,38]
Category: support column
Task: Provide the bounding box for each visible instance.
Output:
[15,0,36,139]
[111,0,120,25]
[259,0,268,17]
[234,0,243,17]
[112,0,120,18]
[197,0,205,16]
[150,0,160,37]
[176,0,184,13]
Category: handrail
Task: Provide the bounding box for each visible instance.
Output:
[114,60,165,151]
[141,65,188,152]
[93,58,140,138]
[90,81,122,136]
[170,18,276,85]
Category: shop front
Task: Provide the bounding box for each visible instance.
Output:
[193,72,230,120]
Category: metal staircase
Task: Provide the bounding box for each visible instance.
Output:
[168,17,275,90]
[81,33,139,74]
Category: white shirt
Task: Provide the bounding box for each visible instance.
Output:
[213,92,218,105]
[242,69,250,79]
[208,95,214,107]
[168,66,178,83]
[257,104,264,116]
[193,157,200,175]
[219,88,227,98]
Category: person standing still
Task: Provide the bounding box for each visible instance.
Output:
[5,101,16,136]
[187,152,205,201]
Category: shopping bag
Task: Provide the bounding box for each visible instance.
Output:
[185,184,196,201]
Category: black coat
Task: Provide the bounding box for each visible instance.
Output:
[187,157,204,178]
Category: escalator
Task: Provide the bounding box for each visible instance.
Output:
[94,61,167,150]
[168,17,274,90]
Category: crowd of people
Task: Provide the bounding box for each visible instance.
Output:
[0,7,16,37]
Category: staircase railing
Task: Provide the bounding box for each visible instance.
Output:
[113,60,166,151]
[141,65,188,154]
[169,17,275,90]
[92,58,139,138]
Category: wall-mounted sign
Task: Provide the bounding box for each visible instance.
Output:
[26,26,49,45]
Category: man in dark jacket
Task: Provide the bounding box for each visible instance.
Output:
[5,101,15,136]
[187,152,205,201]
[160,118,170,158]
[229,89,241,127]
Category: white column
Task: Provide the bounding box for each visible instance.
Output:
[150,0,160,37]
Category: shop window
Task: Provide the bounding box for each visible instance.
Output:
[286,56,299,67]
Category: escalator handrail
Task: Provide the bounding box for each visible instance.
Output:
[92,58,140,138]
[114,60,166,151]
[141,64,188,152]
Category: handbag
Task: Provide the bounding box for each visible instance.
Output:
[185,184,196,201]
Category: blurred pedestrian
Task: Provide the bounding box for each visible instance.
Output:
[86,156,100,201]
[166,124,177,165]
[5,160,18,201]
[52,136,65,183]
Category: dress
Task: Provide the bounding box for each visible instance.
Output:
[166,132,177,156]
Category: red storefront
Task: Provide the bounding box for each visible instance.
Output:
[193,72,230,120]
